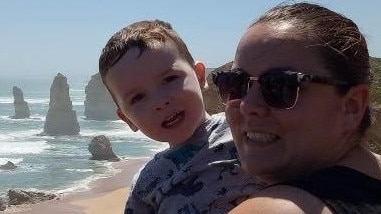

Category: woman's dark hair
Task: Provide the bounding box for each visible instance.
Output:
[251,2,371,137]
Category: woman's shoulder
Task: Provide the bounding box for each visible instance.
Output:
[229,185,333,214]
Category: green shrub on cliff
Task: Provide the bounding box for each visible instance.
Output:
[370,57,381,104]
[368,57,381,154]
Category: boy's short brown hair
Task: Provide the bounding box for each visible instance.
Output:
[99,19,195,81]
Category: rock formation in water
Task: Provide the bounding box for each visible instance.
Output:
[84,73,118,120]
[0,161,17,170]
[11,86,30,119]
[88,135,119,161]
[42,73,80,136]
[202,62,233,114]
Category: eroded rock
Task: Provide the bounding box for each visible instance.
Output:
[8,189,56,206]
[0,161,16,170]
[88,135,119,161]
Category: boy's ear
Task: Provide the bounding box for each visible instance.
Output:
[194,61,208,90]
[342,84,369,132]
[117,109,139,132]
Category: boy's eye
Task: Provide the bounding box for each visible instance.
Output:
[130,93,145,105]
[163,75,179,84]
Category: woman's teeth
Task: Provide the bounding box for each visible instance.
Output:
[246,132,278,142]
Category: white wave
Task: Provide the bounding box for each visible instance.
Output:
[149,144,169,153]
[0,129,43,141]
[55,176,94,195]
[0,115,45,122]
[20,165,47,173]
[72,101,84,106]
[0,97,12,104]
[70,89,85,92]
[5,129,43,139]
[65,169,94,173]
[0,158,23,165]
[25,98,50,104]
[0,134,9,141]
[29,114,46,121]
[80,128,137,138]
[0,140,52,155]
[55,163,117,196]
[122,155,154,159]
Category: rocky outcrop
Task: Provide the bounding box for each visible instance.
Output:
[0,197,6,211]
[42,73,80,136]
[8,189,56,206]
[0,161,16,170]
[11,86,30,119]
[367,106,381,154]
[84,73,118,120]
[202,62,233,114]
[88,135,119,161]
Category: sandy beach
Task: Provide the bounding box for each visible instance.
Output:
[3,158,148,214]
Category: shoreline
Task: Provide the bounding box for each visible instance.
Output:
[3,158,149,214]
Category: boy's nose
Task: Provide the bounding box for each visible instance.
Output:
[154,101,170,111]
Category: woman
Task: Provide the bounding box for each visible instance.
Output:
[213,2,381,213]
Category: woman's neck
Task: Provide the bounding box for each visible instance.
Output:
[337,145,381,180]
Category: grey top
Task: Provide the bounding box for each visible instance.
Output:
[125,113,262,214]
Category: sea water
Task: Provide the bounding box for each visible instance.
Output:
[0,74,167,198]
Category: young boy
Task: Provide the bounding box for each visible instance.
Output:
[99,20,261,214]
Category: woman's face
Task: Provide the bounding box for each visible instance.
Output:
[226,23,351,183]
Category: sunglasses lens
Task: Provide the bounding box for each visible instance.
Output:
[260,72,299,109]
[215,71,301,109]
[214,72,248,103]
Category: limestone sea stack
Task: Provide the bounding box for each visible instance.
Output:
[11,86,30,119]
[84,73,118,120]
[42,73,80,136]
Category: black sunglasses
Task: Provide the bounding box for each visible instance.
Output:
[212,70,349,109]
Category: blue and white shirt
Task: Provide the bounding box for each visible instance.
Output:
[125,113,262,214]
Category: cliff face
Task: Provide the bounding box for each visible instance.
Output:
[367,107,381,154]
[42,73,80,136]
[368,57,381,153]
[84,73,118,120]
[202,62,233,114]
[11,86,30,119]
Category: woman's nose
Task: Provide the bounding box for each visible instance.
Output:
[240,86,269,118]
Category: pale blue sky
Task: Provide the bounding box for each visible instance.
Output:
[1,0,380,79]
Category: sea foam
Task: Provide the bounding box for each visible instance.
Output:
[0,140,52,155]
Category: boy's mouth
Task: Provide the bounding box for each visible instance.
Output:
[162,111,185,128]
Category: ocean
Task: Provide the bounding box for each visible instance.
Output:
[0,74,167,198]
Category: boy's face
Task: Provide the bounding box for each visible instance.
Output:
[105,41,207,147]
